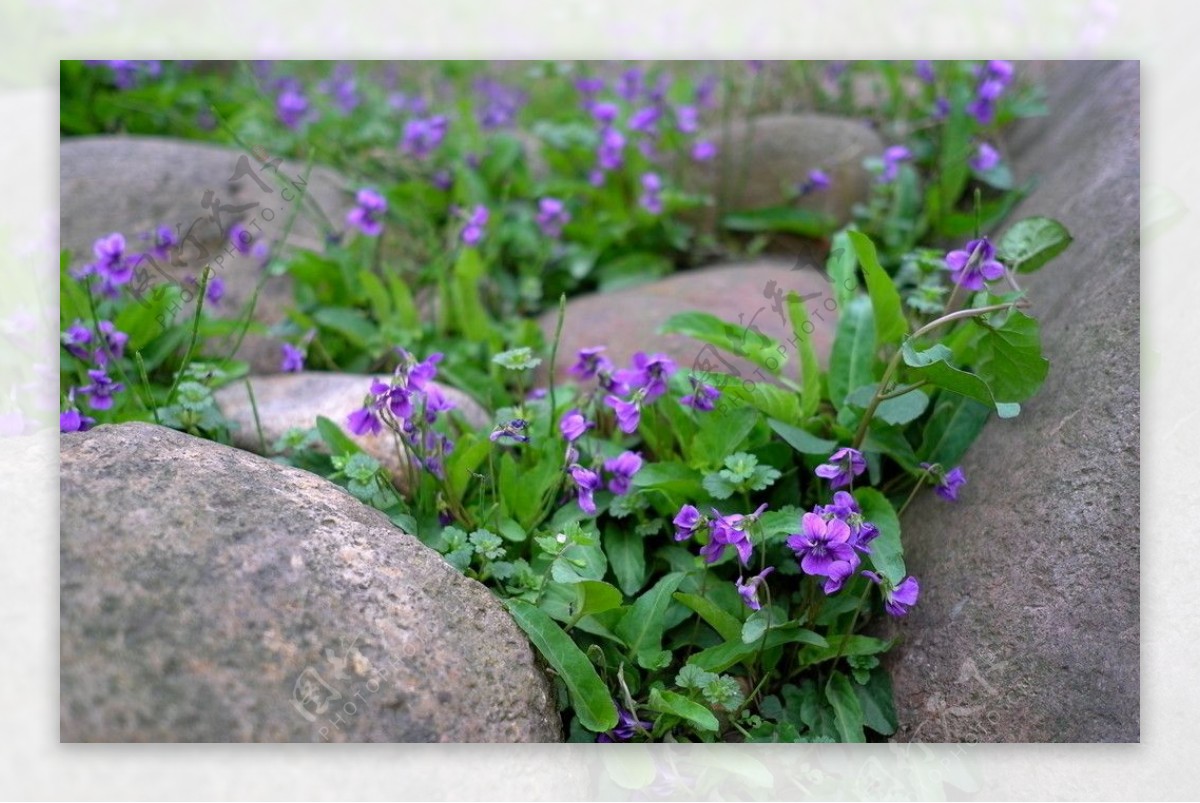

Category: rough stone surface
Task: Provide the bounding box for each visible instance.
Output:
[885,61,1139,743]
[60,422,560,742]
[683,113,885,235]
[60,136,353,373]
[213,372,490,491]
[539,260,839,385]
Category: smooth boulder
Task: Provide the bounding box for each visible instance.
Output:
[60,422,560,742]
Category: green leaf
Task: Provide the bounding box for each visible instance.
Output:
[742,610,772,644]
[920,395,992,467]
[847,231,907,348]
[971,310,1049,403]
[795,635,893,669]
[853,488,905,584]
[357,270,392,323]
[594,251,673,292]
[999,217,1073,273]
[768,418,837,455]
[315,415,363,457]
[692,406,758,467]
[313,307,377,349]
[844,384,930,426]
[446,433,491,502]
[854,668,898,736]
[829,297,877,410]
[573,580,624,619]
[786,291,823,419]
[648,688,720,732]
[825,230,859,310]
[451,247,496,344]
[503,599,618,733]
[696,374,801,423]
[672,592,743,644]
[660,311,787,377]
[825,671,866,743]
[900,341,1019,418]
[384,272,420,329]
[721,206,838,238]
[862,421,922,473]
[614,572,686,668]
[604,524,647,596]
[937,85,973,220]
[631,461,707,500]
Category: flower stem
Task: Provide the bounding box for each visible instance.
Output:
[546,293,566,442]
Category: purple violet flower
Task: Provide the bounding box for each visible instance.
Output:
[604,394,641,434]
[60,407,95,433]
[489,419,530,444]
[922,462,967,501]
[570,465,603,514]
[700,504,767,567]
[280,343,305,373]
[603,451,643,495]
[461,205,489,246]
[347,188,388,237]
[569,346,612,381]
[786,512,858,590]
[276,88,310,129]
[914,60,936,83]
[970,142,1001,172]
[944,237,1005,291]
[691,139,718,162]
[675,105,699,134]
[597,707,652,742]
[673,504,704,542]
[862,572,921,616]
[614,351,676,402]
[737,566,775,611]
[535,197,571,238]
[680,376,720,412]
[79,369,123,411]
[559,409,593,443]
[347,405,383,437]
[879,145,912,184]
[597,127,626,172]
[61,322,92,361]
[400,115,449,159]
[638,172,664,215]
[815,447,867,489]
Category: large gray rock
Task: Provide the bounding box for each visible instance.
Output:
[539,260,839,386]
[683,113,885,235]
[60,422,560,742]
[60,136,354,373]
[213,372,490,492]
[886,61,1139,742]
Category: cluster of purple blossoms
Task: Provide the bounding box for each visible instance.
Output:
[968,60,1015,125]
[346,350,457,477]
[603,351,677,434]
[568,450,643,514]
[474,78,526,130]
[400,115,450,160]
[675,502,773,609]
[71,232,134,297]
[879,145,913,184]
[638,172,664,214]
[317,63,360,116]
[969,142,1001,172]
[347,188,388,237]
[85,60,162,90]
[460,205,489,246]
[61,318,131,426]
[276,85,311,130]
[535,197,571,238]
[62,319,127,367]
[788,492,878,594]
[944,237,1005,291]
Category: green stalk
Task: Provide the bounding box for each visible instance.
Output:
[545,293,567,443]
[164,266,211,410]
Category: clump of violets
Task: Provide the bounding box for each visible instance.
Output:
[604,351,677,434]
[968,60,1015,125]
[535,197,571,238]
[460,205,489,246]
[73,232,135,297]
[878,145,912,183]
[317,63,360,115]
[680,376,720,412]
[675,503,767,567]
[787,512,857,593]
[815,447,866,489]
[474,77,526,130]
[944,237,1005,291]
[400,114,449,159]
[346,188,388,237]
[345,351,456,477]
[638,172,664,215]
[276,86,311,129]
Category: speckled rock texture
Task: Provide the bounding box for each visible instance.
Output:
[885,61,1139,743]
[540,261,838,385]
[60,422,561,742]
[60,136,352,374]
